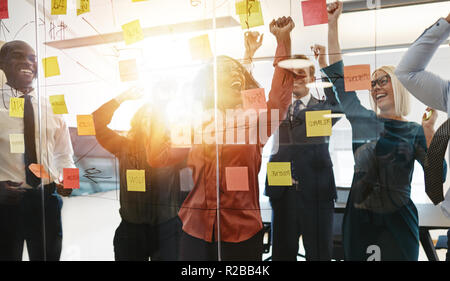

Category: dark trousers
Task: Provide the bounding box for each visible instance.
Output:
[113,216,182,261]
[0,185,63,261]
[179,229,263,261]
[270,189,334,261]
[447,229,450,261]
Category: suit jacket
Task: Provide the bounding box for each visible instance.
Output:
[265,90,341,202]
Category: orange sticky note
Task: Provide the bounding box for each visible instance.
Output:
[305,110,332,137]
[29,163,50,179]
[76,0,90,16]
[118,59,139,82]
[76,115,96,136]
[9,97,24,118]
[301,0,328,27]
[63,168,80,189]
[42,57,60,78]
[189,34,213,60]
[225,167,249,191]
[267,162,292,186]
[122,20,144,45]
[49,95,68,114]
[126,169,146,192]
[235,0,261,15]
[51,0,67,15]
[242,88,267,111]
[344,64,372,91]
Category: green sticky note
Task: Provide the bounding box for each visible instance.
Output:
[9,97,24,118]
[267,162,292,186]
[49,95,68,114]
[122,20,144,45]
[9,134,24,154]
[239,9,264,29]
[305,110,332,137]
[42,57,61,78]
[235,0,261,15]
[126,169,146,192]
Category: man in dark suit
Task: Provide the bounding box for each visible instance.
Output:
[265,45,341,261]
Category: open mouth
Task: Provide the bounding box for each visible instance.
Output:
[375,93,387,101]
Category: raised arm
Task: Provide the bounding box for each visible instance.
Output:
[395,14,450,112]
[242,31,264,73]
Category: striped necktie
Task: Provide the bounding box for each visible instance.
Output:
[424,118,449,205]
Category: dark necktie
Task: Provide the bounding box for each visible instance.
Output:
[424,118,449,205]
[22,94,40,188]
[292,99,304,117]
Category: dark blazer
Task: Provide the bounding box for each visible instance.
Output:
[265,89,342,202]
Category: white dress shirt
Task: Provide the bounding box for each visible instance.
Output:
[395,18,450,218]
[289,93,311,117]
[0,84,75,188]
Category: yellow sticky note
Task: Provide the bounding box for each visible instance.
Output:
[9,134,24,154]
[76,115,96,136]
[51,0,67,15]
[42,57,60,78]
[239,3,264,29]
[235,0,261,15]
[49,95,68,114]
[267,162,292,186]
[122,20,144,45]
[77,0,90,16]
[9,97,24,118]
[305,110,332,137]
[126,169,146,192]
[189,34,213,60]
[132,0,148,2]
[118,59,139,82]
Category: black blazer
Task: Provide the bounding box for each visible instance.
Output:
[265,90,342,202]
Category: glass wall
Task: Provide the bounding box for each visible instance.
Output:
[0,0,449,262]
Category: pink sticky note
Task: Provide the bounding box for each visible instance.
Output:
[301,0,328,27]
[63,168,80,189]
[0,0,8,19]
[225,167,249,191]
[242,88,267,111]
[344,64,371,91]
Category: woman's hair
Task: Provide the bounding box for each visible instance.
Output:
[192,55,260,109]
[369,65,411,117]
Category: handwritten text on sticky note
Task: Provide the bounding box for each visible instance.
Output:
[9,134,24,154]
[267,162,292,186]
[51,0,67,15]
[122,20,144,45]
[49,95,68,114]
[301,0,328,27]
[9,97,24,118]
[225,167,249,191]
[76,115,96,136]
[63,168,80,189]
[305,110,332,137]
[239,6,264,30]
[77,0,90,16]
[344,64,371,91]
[242,88,267,111]
[126,169,146,192]
[42,57,61,78]
[235,0,261,15]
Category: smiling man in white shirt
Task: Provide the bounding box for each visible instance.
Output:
[395,13,450,261]
[0,40,75,261]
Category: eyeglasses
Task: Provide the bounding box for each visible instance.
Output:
[371,75,390,89]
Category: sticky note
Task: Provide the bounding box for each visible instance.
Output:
[122,20,144,45]
[49,95,68,114]
[242,88,267,111]
[63,168,80,189]
[51,0,67,15]
[9,97,24,118]
[0,0,8,19]
[29,163,50,179]
[189,34,213,60]
[239,9,264,29]
[225,167,249,191]
[118,59,139,82]
[126,169,146,192]
[179,167,194,192]
[235,0,261,15]
[76,115,96,136]
[9,134,24,154]
[132,0,148,2]
[305,110,332,137]
[42,57,60,78]
[344,64,371,91]
[267,162,292,186]
[301,0,328,27]
[77,0,90,16]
